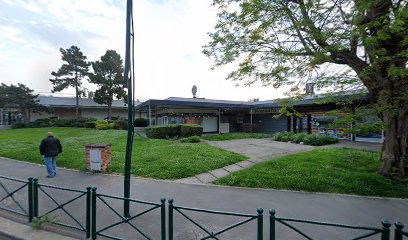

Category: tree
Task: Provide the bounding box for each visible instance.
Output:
[0,83,47,122]
[50,45,90,119]
[204,0,408,176]
[88,50,126,120]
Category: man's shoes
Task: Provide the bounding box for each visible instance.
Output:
[46,175,54,178]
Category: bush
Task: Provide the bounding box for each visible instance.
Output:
[95,120,109,130]
[114,120,128,130]
[145,125,181,139]
[180,136,201,143]
[303,135,325,146]
[96,123,115,130]
[320,136,339,145]
[274,131,295,142]
[180,124,203,137]
[134,118,149,127]
[292,133,309,143]
[85,121,96,128]
[11,122,26,129]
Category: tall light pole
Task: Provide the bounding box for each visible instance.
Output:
[123,0,134,218]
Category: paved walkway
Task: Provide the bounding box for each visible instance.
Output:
[176,138,382,184]
[0,156,406,239]
[176,139,316,184]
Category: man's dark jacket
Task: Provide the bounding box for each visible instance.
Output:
[39,136,62,157]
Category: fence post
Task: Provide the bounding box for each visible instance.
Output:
[160,198,166,240]
[27,177,33,222]
[86,187,92,239]
[257,208,263,240]
[394,221,404,240]
[91,187,97,240]
[168,199,173,240]
[381,220,391,240]
[269,209,275,240]
[32,178,38,218]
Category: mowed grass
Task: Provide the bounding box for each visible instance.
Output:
[0,128,247,179]
[215,148,408,198]
[202,133,274,141]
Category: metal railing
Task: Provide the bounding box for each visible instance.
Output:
[269,209,391,240]
[168,199,263,240]
[1,175,407,240]
[33,179,91,238]
[0,176,30,217]
[91,188,165,240]
[395,222,408,240]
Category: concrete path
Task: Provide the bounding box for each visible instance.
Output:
[176,138,382,184]
[0,157,407,239]
[176,138,316,184]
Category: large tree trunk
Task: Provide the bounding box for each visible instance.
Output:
[378,98,408,177]
[107,102,112,120]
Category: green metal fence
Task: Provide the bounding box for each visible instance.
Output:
[168,199,263,240]
[0,175,407,240]
[91,187,165,240]
[269,209,391,240]
[0,176,30,217]
[33,179,91,238]
[395,222,408,240]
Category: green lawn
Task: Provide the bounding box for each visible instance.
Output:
[0,128,247,179]
[202,133,274,141]
[215,148,408,198]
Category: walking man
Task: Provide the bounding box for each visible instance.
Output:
[39,132,62,178]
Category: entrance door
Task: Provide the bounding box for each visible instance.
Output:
[203,117,218,132]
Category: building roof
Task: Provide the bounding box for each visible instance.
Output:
[135,92,368,111]
[37,96,138,109]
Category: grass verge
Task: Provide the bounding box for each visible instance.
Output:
[215,148,408,198]
[0,128,247,180]
[202,133,274,141]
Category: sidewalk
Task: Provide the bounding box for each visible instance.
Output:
[0,156,407,239]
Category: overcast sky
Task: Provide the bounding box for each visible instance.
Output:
[0,0,290,101]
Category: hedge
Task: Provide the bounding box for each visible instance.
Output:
[273,131,339,146]
[145,124,203,139]
[134,118,149,127]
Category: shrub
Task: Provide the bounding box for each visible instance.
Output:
[11,122,26,129]
[303,135,324,146]
[134,118,149,127]
[96,123,115,130]
[292,133,309,143]
[114,120,128,130]
[180,124,203,137]
[145,125,181,139]
[85,121,96,128]
[320,136,339,145]
[180,136,201,143]
[95,120,109,130]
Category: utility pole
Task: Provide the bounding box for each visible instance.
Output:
[123,0,134,218]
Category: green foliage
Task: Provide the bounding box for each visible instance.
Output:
[113,120,127,130]
[11,123,26,129]
[134,118,149,127]
[145,124,203,139]
[88,50,127,119]
[202,133,274,141]
[180,124,203,137]
[273,132,339,146]
[31,216,54,230]
[50,46,90,118]
[85,121,96,128]
[180,136,201,143]
[0,83,47,115]
[215,148,408,198]
[0,128,247,179]
[95,120,114,130]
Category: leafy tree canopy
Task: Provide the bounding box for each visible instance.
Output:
[0,83,46,112]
